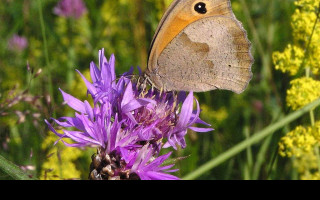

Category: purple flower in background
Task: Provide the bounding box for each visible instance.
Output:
[53,0,87,19]
[8,34,28,52]
[45,49,213,180]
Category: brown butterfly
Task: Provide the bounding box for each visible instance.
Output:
[144,0,254,94]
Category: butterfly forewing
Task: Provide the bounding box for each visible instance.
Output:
[146,0,253,93]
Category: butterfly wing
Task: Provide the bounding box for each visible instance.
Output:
[147,16,253,93]
[148,0,182,57]
[146,0,253,93]
[148,0,233,69]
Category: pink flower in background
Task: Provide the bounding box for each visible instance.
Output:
[8,34,28,52]
[53,0,87,19]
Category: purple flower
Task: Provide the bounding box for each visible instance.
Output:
[130,145,179,180]
[53,0,87,19]
[45,49,213,180]
[8,34,28,52]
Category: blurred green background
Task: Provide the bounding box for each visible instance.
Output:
[1,0,316,180]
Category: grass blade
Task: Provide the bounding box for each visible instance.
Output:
[183,98,320,180]
[0,154,36,180]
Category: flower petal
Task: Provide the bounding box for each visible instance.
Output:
[76,69,97,96]
[59,88,86,113]
[90,61,100,83]
[63,130,101,146]
[176,91,194,129]
[45,119,64,137]
[189,127,214,132]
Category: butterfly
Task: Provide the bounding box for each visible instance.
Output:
[143,0,253,94]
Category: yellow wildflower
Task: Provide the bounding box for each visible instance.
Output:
[279,122,320,158]
[273,0,320,75]
[41,133,82,180]
[301,172,320,180]
[293,151,320,180]
[291,6,318,43]
[295,0,320,12]
[286,77,320,110]
[274,0,320,180]
[272,44,304,76]
[200,104,228,125]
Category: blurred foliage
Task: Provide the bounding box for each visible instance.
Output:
[2,0,319,180]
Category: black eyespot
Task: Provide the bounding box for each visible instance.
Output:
[194,2,207,14]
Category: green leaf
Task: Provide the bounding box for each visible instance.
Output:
[0,154,36,180]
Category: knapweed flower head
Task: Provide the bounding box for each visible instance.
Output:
[53,0,87,19]
[45,49,213,180]
[8,34,28,52]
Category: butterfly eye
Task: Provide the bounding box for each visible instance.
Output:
[194,2,207,14]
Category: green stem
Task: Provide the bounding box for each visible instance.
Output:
[301,2,320,70]
[314,145,320,173]
[310,109,315,126]
[67,18,75,90]
[253,134,273,179]
[305,67,310,78]
[305,68,315,126]
[0,154,36,180]
[37,0,50,69]
[304,3,320,174]
[37,0,56,118]
[244,125,252,180]
[182,98,320,180]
